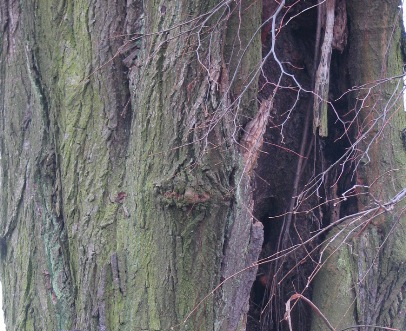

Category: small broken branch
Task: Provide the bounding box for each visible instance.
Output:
[313,0,336,137]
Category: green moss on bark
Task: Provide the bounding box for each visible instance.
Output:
[311,1,406,329]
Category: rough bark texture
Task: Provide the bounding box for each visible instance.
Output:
[1,1,405,331]
[311,1,406,330]
[0,1,262,330]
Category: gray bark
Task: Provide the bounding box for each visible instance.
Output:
[1,1,405,331]
[0,0,262,330]
[311,1,406,330]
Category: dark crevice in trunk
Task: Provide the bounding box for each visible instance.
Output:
[247,1,358,330]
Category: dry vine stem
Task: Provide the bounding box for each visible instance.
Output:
[285,293,335,331]
[285,293,401,331]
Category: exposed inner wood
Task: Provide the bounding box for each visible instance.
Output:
[313,0,336,137]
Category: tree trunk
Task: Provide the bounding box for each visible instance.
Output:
[311,1,406,330]
[0,0,263,330]
[0,1,405,331]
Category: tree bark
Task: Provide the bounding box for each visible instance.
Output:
[0,0,262,330]
[311,1,406,330]
[1,1,405,331]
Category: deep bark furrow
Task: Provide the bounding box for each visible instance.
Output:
[0,1,405,331]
